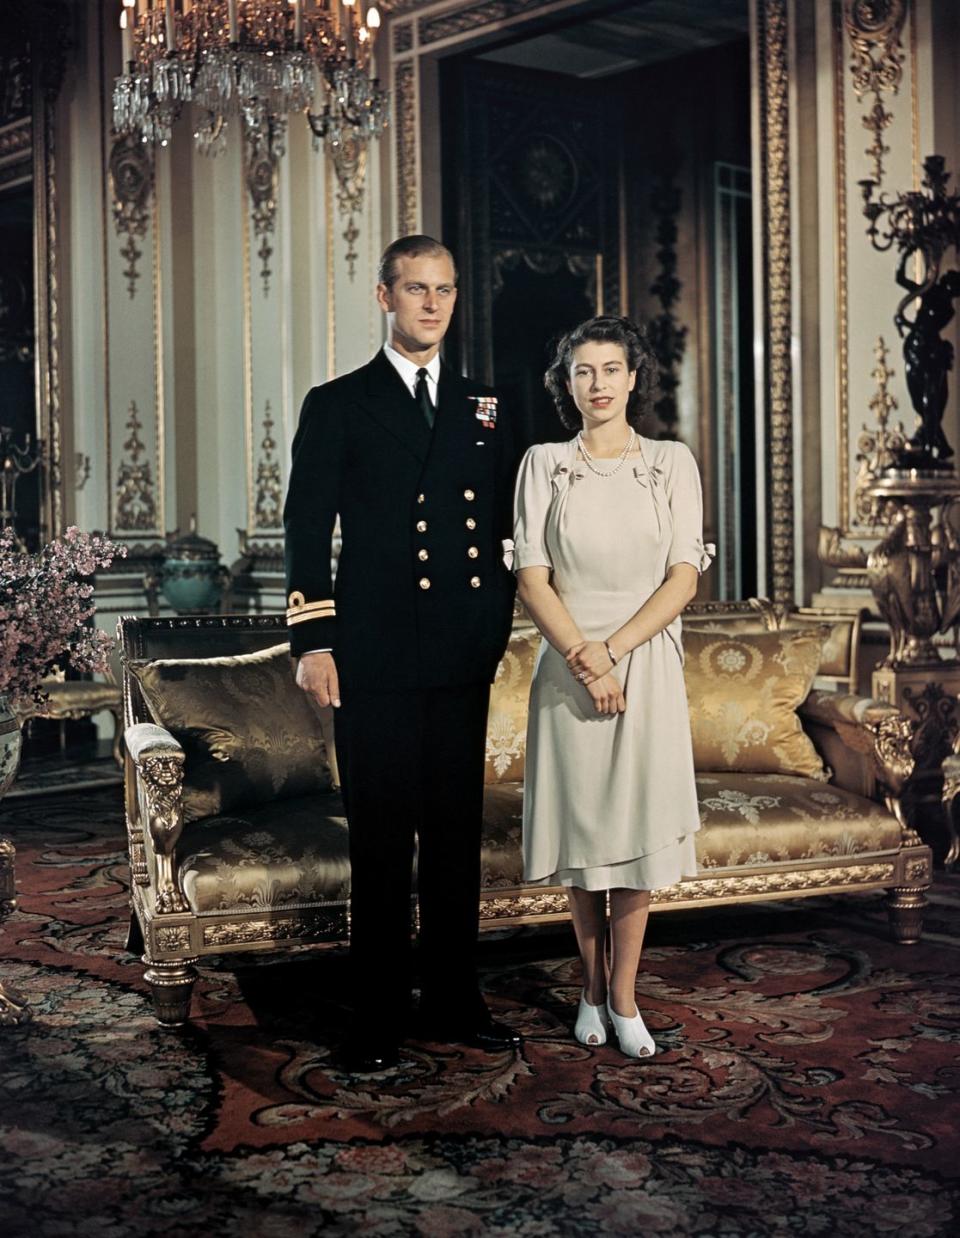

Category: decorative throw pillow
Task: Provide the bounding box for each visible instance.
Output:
[129,644,334,822]
[485,628,539,784]
[682,627,829,780]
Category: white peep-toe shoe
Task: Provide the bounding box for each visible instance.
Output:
[574,992,610,1046]
[607,999,657,1058]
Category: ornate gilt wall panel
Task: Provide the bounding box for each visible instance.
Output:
[831,0,919,544]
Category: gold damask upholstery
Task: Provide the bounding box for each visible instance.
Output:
[129,644,333,823]
[683,628,829,780]
[693,772,900,868]
[177,794,350,914]
[485,631,538,784]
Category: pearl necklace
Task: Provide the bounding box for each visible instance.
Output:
[576,429,635,477]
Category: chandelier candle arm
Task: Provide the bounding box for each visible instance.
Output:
[120,9,132,67]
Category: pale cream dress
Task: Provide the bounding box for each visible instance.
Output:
[513,435,714,891]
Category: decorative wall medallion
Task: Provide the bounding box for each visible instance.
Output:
[854,336,906,526]
[514,135,578,214]
[330,138,367,281]
[114,401,158,532]
[109,135,154,300]
[254,402,283,530]
[245,130,282,296]
[395,61,417,235]
[845,0,908,184]
[647,169,688,439]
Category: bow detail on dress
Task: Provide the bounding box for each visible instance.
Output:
[550,463,583,493]
[695,538,717,572]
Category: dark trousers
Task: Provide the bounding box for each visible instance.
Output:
[334,682,491,1034]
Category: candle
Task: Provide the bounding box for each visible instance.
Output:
[367,5,380,31]
[228,0,238,42]
[120,9,132,67]
[165,0,176,50]
[292,0,302,43]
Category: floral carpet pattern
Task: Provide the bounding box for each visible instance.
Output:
[1,788,959,1236]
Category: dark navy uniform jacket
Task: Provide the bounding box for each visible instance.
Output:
[283,349,521,692]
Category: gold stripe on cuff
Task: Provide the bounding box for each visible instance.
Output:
[286,599,336,618]
[287,608,336,626]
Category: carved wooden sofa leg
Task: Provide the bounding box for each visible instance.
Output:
[142,956,198,1026]
[885,885,928,944]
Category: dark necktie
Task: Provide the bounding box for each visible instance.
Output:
[415,367,435,429]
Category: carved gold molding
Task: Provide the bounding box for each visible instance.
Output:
[114,401,158,531]
[245,132,280,295]
[34,91,62,538]
[203,912,348,947]
[395,61,417,235]
[854,336,906,527]
[109,135,154,299]
[844,0,908,186]
[758,0,793,605]
[330,137,368,281]
[253,402,283,530]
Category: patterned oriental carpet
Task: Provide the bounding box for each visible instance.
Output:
[1,788,959,1237]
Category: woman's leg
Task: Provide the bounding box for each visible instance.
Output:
[607,888,651,1016]
[567,886,608,1004]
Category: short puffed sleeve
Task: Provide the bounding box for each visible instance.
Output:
[663,442,715,573]
[511,445,554,572]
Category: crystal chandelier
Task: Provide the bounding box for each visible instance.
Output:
[112,1,388,159]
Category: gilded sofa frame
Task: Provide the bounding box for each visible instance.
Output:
[119,604,931,1026]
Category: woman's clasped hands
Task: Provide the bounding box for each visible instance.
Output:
[565,640,626,715]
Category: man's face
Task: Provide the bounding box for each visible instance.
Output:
[376,253,458,356]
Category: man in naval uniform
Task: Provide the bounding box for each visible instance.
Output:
[283,235,522,1072]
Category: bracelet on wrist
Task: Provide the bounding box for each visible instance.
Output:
[604,640,618,665]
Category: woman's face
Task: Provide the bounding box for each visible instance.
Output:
[567,340,636,428]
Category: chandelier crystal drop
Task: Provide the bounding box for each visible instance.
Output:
[112,1,388,158]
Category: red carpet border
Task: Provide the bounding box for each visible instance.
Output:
[0,787,959,1236]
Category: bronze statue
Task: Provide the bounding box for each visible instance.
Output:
[897,267,960,467]
[862,155,960,471]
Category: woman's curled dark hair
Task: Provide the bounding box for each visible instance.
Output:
[544,315,657,431]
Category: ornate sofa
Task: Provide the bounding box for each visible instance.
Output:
[119,602,932,1026]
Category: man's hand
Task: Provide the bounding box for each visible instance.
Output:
[586,674,626,716]
[566,640,614,685]
[296,651,341,709]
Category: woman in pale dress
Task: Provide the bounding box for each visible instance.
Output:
[513,316,713,1058]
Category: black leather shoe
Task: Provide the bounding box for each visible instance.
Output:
[341,1038,400,1073]
[420,1016,522,1052]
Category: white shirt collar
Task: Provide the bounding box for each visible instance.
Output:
[383,343,441,397]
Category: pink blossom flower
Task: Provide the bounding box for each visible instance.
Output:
[0,526,125,708]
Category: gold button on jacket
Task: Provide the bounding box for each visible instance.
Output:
[465,517,476,530]
[416,520,427,532]
[418,549,429,561]
[467,546,479,559]
[470,576,481,588]
[463,489,475,501]
[419,577,431,590]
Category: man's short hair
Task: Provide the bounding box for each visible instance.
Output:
[377,235,458,288]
